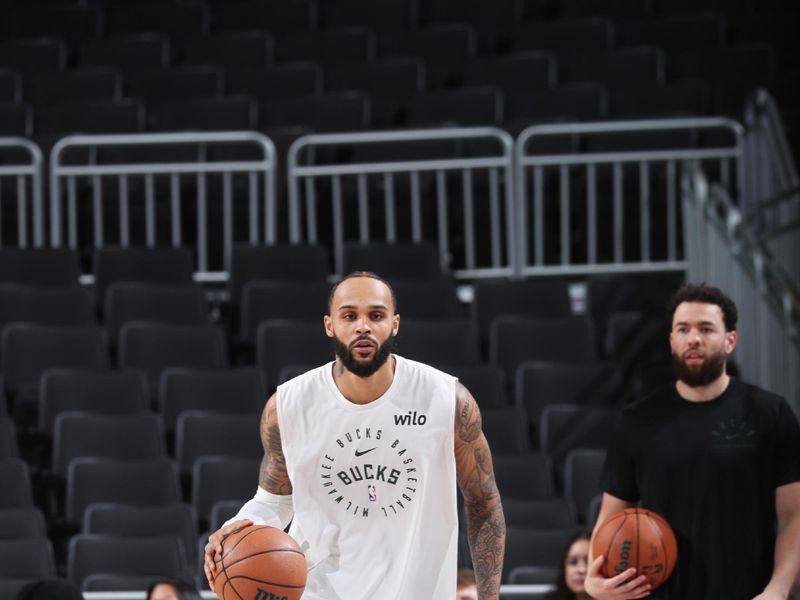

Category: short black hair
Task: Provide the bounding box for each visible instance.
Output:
[328,271,398,313]
[668,283,738,331]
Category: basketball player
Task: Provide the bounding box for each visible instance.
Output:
[585,283,800,600]
[204,272,506,599]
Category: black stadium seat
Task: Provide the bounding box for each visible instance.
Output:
[261,92,369,132]
[176,412,260,475]
[52,413,165,477]
[80,35,170,72]
[36,100,145,136]
[0,285,94,342]
[118,323,228,395]
[0,459,34,509]
[241,281,330,343]
[505,84,608,123]
[151,96,258,132]
[463,53,555,92]
[0,70,21,104]
[159,368,266,435]
[67,535,189,588]
[93,247,195,312]
[125,67,224,106]
[191,457,259,527]
[343,242,445,280]
[39,369,149,435]
[65,458,181,525]
[26,69,122,109]
[492,453,555,501]
[0,415,19,460]
[0,103,32,137]
[83,503,198,566]
[255,321,333,386]
[104,282,208,346]
[0,508,47,540]
[1,324,108,403]
[0,249,80,286]
[561,46,665,88]
[512,18,613,58]
[212,0,317,34]
[0,539,56,579]
[503,527,581,582]
[0,38,66,75]
[276,29,375,69]
[183,32,274,69]
[501,497,577,529]
[319,0,416,31]
[397,319,481,367]
[226,63,322,102]
[408,87,503,126]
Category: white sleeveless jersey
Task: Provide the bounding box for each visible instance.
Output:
[276,354,458,600]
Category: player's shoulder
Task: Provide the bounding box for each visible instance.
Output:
[396,354,456,383]
[276,362,331,397]
[734,378,787,410]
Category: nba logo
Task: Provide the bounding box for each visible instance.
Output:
[368,484,377,502]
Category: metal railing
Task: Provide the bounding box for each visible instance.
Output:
[515,118,744,277]
[743,90,799,290]
[49,132,277,281]
[683,166,799,410]
[0,137,44,248]
[287,127,516,278]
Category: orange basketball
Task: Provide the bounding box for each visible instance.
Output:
[213,525,307,600]
[592,507,678,589]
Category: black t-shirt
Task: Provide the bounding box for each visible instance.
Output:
[601,378,800,600]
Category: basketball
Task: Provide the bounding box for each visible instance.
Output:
[212,525,307,600]
[592,507,678,589]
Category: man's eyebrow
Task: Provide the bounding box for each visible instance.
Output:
[674,320,717,327]
[336,304,389,310]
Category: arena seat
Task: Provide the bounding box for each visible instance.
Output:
[159,368,266,436]
[67,535,190,589]
[0,539,56,579]
[191,456,259,527]
[539,404,617,478]
[515,361,623,431]
[1,324,108,404]
[105,282,208,347]
[65,458,181,525]
[209,500,242,531]
[104,3,209,42]
[480,408,530,455]
[319,0,416,31]
[118,323,228,395]
[564,448,607,523]
[0,249,81,287]
[0,508,47,540]
[2,6,100,52]
[503,527,581,582]
[505,84,608,123]
[39,369,149,435]
[35,99,145,136]
[396,319,481,367]
[241,281,329,343]
[0,38,66,76]
[0,415,19,460]
[175,412,260,476]
[501,498,577,530]
[183,31,274,69]
[151,95,258,132]
[52,413,165,477]
[80,34,170,72]
[343,242,445,280]
[83,503,198,566]
[472,278,572,345]
[0,285,94,338]
[490,316,597,382]
[0,459,34,509]
[444,363,508,408]
[211,0,317,34]
[561,46,665,89]
[377,24,476,89]
[125,66,224,106]
[26,69,121,110]
[261,91,370,132]
[255,320,333,386]
[511,18,612,57]
[407,87,503,126]
[492,453,555,500]
[226,63,322,103]
[462,52,554,92]
[276,29,375,69]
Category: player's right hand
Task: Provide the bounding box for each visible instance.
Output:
[584,555,652,599]
[203,519,253,588]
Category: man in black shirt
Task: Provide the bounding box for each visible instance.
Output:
[584,283,800,600]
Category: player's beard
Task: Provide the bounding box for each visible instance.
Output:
[672,348,726,387]
[332,332,396,378]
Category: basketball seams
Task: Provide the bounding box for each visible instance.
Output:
[219,547,307,573]
[603,512,628,578]
[645,512,670,587]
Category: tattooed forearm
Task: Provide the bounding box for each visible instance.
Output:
[454,383,505,600]
[259,395,292,495]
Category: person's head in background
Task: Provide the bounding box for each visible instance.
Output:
[146,579,202,600]
[547,533,591,600]
[456,568,478,600]
[17,579,83,600]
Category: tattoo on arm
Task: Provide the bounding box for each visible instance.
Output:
[455,383,505,599]
[258,395,292,495]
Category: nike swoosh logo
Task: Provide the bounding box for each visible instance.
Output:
[355,447,376,457]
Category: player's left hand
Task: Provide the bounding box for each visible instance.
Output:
[751,590,787,600]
